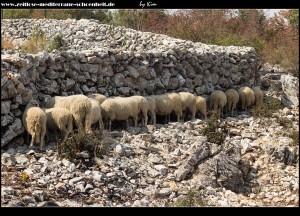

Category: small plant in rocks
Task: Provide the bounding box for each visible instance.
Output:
[200,112,227,145]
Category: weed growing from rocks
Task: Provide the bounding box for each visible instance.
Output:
[20,28,64,54]
[48,33,64,52]
[58,129,113,162]
[20,28,47,54]
[200,113,227,145]
[251,98,283,118]
[171,189,207,207]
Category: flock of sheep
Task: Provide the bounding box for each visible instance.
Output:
[22,86,263,150]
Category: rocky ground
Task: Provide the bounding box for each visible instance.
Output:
[1,102,298,207]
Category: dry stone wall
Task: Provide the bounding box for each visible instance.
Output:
[1,19,261,147]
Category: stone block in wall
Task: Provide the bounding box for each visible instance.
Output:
[99,64,114,77]
[21,89,33,105]
[185,64,196,79]
[69,60,80,72]
[112,73,125,87]
[12,109,22,118]
[78,53,87,63]
[45,69,58,79]
[87,56,101,64]
[161,70,171,87]
[80,64,99,74]
[117,87,131,96]
[1,118,24,147]
[81,85,90,93]
[145,80,156,95]
[1,114,14,127]
[169,68,178,76]
[195,86,206,95]
[148,67,156,79]
[2,80,18,100]
[166,77,179,90]
[126,66,139,79]
[17,68,31,85]
[1,100,11,115]
[194,74,203,87]
[2,55,32,69]
[1,76,9,88]
[138,66,151,80]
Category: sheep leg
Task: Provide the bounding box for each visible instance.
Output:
[62,127,69,142]
[40,126,46,151]
[99,119,103,131]
[153,114,156,125]
[144,113,148,127]
[73,116,83,133]
[109,119,112,131]
[29,133,35,148]
[177,113,180,122]
[134,117,138,128]
[191,107,196,120]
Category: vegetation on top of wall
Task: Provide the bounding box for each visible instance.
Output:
[2,9,299,76]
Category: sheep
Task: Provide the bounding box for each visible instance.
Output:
[195,96,207,120]
[178,92,197,121]
[22,99,46,150]
[130,96,149,126]
[100,97,139,131]
[225,89,239,117]
[167,93,183,122]
[88,98,103,130]
[87,93,107,105]
[152,93,182,123]
[252,86,263,107]
[208,90,227,118]
[42,107,73,143]
[145,96,156,125]
[45,94,92,134]
[238,86,255,111]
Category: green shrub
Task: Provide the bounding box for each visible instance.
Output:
[171,189,207,207]
[20,28,47,54]
[200,113,227,145]
[251,99,283,118]
[58,129,112,162]
[47,33,64,52]
[20,28,65,54]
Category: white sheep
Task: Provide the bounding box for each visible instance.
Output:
[225,89,239,117]
[252,86,263,107]
[151,93,182,123]
[209,90,227,118]
[145,96,156,125]
[238,86,255,111]
[42,107,73,142]
[195,96,207,120]
[100,97,139,131]
[130,96,149,126]
[45,94,92,134]
[88,98,103,130]
[22,99,46,150]
[178,92,197,121]
[167,93,183,122]
[87,93,107,105]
